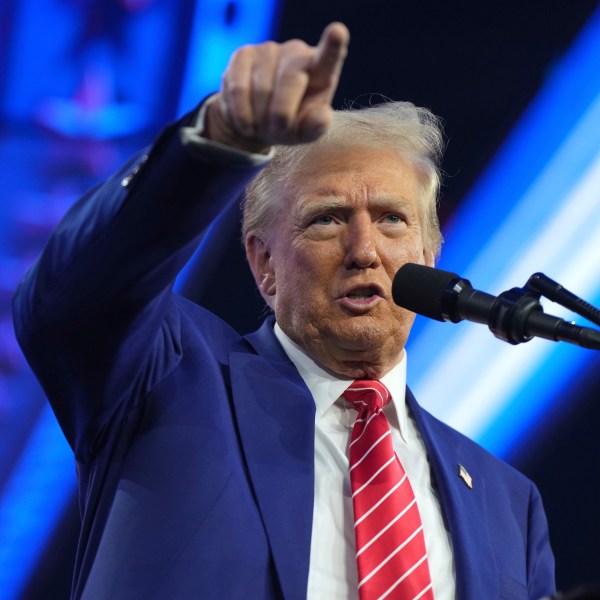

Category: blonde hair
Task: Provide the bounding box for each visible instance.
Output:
[242,101,445,258]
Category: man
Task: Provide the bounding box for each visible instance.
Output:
[14,22,555,599]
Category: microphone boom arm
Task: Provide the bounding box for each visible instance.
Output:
[525,272,600,328]
[478,274,600,349]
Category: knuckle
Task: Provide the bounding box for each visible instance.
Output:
[277,69,308,90]
[234,44,254,57]
[255,41,280,64]
[282,38,309,54]
[250,75,272,97]
[224,79,249,98]
[278,48,311,75]
[259,40,279,54]
[228,45,250,66]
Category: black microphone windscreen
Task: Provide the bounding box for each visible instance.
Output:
[392,263,461,321]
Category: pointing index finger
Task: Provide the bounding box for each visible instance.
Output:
[310,22,350,90]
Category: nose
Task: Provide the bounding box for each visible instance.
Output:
[343,216,381,269]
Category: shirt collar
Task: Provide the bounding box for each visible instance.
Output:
[273,323,409,441]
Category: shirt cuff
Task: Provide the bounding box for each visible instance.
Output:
[180,97,275,167]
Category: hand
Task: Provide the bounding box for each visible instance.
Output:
[205,22,349,153]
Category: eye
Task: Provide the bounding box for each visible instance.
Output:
[312,215,336,225]
[383,214,404,224]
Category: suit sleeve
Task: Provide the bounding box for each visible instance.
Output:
[12,113,265,462]
[527,482,556,599]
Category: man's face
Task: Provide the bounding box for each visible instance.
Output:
[247,145,434,379]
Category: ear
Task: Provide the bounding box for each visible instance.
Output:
[245,233,276,306]
[423,248,435,268]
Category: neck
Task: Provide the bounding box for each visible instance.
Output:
[274,322,405,380]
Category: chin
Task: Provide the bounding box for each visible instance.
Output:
[328,319,400,352]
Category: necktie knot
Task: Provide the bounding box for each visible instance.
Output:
[343,379,391,412]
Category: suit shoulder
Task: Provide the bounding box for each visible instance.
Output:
[173,293,254,356]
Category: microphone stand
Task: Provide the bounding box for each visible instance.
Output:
[485,273,600,349]
[525,273,600,327]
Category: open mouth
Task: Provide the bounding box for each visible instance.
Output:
[346,287,380,301]
[338,285,384,311]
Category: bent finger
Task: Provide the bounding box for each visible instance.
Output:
[221,45,257,138]
[263,40,314,140]
[250,42,282,133]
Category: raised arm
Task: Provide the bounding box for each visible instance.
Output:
[12,24,348,460]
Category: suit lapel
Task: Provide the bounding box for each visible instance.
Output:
[406,389,500,600]
[230,321,500,598]
[230,319,315,600]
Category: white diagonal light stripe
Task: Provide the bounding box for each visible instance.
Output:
[376,553,428,600]
[354,474,407,527]
[358,526,423,587]
[356,499,417,556]
[440,155,600,437]
[350,431,391,471]
[352,456,395,497]
[412,100,600,451]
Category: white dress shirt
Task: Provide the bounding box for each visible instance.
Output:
[274,324,456,600]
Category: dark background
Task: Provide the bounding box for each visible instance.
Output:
[8,1,600,597]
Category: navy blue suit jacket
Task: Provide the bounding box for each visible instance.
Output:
[14,117,555,599]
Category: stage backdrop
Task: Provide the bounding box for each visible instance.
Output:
[0,1,599,598]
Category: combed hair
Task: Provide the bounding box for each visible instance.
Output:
[242,100,445,258]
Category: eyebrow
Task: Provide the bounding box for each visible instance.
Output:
[295,196,347,218]
[295,193,415,221]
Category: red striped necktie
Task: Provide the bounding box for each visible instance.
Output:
[343,380,434,600]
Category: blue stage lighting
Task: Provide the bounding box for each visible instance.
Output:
[408,6,600,459]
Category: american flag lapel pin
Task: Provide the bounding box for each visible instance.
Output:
[458,464,473,489]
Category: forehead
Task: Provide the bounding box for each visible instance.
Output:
[286,144,421,208]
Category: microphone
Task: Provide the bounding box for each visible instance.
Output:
[392,263,600,349]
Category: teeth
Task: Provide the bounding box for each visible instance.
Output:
[348,293,371,300]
